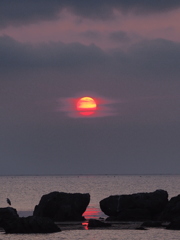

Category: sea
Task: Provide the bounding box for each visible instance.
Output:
[0,175,180,239]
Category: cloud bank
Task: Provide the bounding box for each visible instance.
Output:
[1,35,180,82]
[1,0,180,28]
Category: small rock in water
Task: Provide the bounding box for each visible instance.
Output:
[141,221,163,228]
[135,226,147,230]
[88,219,111,228]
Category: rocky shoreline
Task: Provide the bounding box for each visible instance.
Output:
[0,189,180,233]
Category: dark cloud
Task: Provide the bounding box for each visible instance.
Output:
[67,0,180,17]
[0,35,107,72]
[0,0,61,28]
[1,0,180,28]
[1,36,180,82]
[127,38,180,79]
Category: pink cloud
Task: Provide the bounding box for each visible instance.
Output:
[1,9,180,50]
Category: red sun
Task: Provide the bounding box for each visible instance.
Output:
[76,97,97,116]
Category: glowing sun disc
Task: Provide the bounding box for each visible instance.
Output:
[77,97,97,115]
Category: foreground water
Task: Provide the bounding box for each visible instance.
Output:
[0,175,180,239]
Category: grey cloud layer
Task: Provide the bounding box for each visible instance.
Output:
[1,0,180,27]
[1,36,180,81]
[0,36,107,72]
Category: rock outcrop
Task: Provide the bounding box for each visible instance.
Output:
[159,194,180,221]
[0,207,60,233]
[100,189,168,221]
[33,191,90,221]
[166,217,180,230]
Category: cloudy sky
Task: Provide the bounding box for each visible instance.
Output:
[1,0,180,175]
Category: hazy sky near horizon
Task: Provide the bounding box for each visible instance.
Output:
[1,1,180,175]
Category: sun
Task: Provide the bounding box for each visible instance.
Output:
[76,97,97,116]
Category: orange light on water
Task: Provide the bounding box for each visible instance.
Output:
[82,207,103,229]
[77,97,97,116]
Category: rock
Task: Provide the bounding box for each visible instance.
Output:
[0,207,60,233]
[100,189,168,221]
[0,207,19,219]
[8,216,61,233]
[159,194,180,221]
[166,217,180,230]
[141,221,163,228]
[135,226,147,230]
[106,208,151,221]
[88,219,111,228]
[33,191,90,221]
[0,207,19,233]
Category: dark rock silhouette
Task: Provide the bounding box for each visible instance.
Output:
[100,189,168,221]
[135,226,147,230]
[33,191,90,221]
[88,219,111,228]
[166,217,180,230]
[159,194,180,221]
[0,207,60,233]
[141,221,163,228]
[0,207,18,219]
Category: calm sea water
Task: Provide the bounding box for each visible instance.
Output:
[0,175,180,239]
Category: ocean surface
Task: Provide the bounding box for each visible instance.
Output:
[0,175,180,239]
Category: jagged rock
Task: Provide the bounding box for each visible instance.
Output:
[0,207,60,233]
[88,219,111,228]
[100,189,168,221]
[33,191,90,221]
[159,194,180,221]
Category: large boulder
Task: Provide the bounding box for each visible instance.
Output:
[159,194,180,221]
[0,207,19,220]
[33,191,90,221]
[100,190,168,221]
[0,207,60,233]
[0,207,19,231]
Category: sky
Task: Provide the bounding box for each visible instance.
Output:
[1,0,180,175]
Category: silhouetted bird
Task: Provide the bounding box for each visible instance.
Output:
[6,198,11,206]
